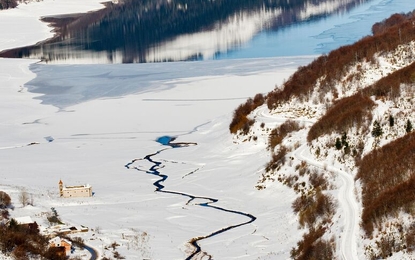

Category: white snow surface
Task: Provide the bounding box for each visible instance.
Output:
[1,0,413,259]
[0,0,105,50]
[0,55,315,259]
[0,1,317,259]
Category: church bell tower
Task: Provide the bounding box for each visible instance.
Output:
[59,180,63,197]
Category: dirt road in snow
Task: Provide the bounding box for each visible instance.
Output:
[255,103,359,259]
[294,143,359,260]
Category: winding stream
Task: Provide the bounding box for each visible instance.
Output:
[125,136,256,259]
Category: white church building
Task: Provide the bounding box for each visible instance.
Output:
[59,180,92,198]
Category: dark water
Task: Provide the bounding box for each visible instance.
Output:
[125,142,256,259]
[0,0,382,64]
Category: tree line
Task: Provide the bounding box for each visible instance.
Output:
[356,132,415,236]
[0,0,17,10]
[230,10,415,135]
[0,190,88,259]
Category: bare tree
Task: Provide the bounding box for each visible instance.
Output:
[29,193,34,206]
[19,189,29,207]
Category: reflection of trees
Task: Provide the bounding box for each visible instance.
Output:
[0,0,17,10]
[76,0,288,56]
[0,0,369,63]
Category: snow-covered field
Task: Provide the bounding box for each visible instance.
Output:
[0,56,313,259]
[2,0,414,259]
[0,0,316,259]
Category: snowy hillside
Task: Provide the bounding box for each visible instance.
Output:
[231,11,415,260]
[0,0,414,259]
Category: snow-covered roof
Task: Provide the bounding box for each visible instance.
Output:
[14,216,34,225]
[49,236,72,246]
[62,184,91,190]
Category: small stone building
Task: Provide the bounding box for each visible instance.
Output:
[49,236,72,256]
[59,180,92,198]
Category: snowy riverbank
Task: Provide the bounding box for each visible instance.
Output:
[0,2,315,258]
[1,0,413,259]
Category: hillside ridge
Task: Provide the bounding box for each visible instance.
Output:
[231,10,415,260]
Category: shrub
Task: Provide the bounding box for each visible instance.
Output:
[309,170,328,190]
[71,237,85,250]
[290,227,334,260]
[0,0,18,10]
[268,120,301,150]
[406,224,415,252]
[113,251,126,259]
[265,146,287,172]
[18,190,29,207]
[229,99,256,134]
[293,190,335,228]
[0,191,11,209]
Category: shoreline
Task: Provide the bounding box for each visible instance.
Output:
[0,0,106,52]
[0,0,413,259]
[0,1,112,59]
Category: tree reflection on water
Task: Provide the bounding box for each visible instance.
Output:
[0,0,370,63]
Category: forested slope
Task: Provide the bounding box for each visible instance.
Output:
[231,10,415,259]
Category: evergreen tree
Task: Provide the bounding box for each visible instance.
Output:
[335,138,342,150]
[371,120,383,138]
[389,115,394,127]
[406,119,413,133]
[341,132,348,148]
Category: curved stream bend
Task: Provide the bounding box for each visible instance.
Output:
[125,136,256,259]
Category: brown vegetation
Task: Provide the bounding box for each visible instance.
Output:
[292,189,336,229]
[268,11,415,110]
[287,162,336,259]
[307,94,375,142]
[0,191,11,209]
[0,0,18,10]
[266,55,329,109]
[265,145,287,172]
[309,170,329,190]
[290,227,335,260]
[229,94,264,134]
[230,11,415,135]
[232,10,415,258]
[372,12,415,36]
[268,120,301,150]
[0,194,72,259]
[356,132,415,236]
[0,219,66,260]
[362,61,415,99]
[406,224,415,252]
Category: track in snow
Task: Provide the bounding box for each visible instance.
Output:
[255,105,359,259]
[294,143,359,260]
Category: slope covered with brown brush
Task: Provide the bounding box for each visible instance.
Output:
[230,10,415,259]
